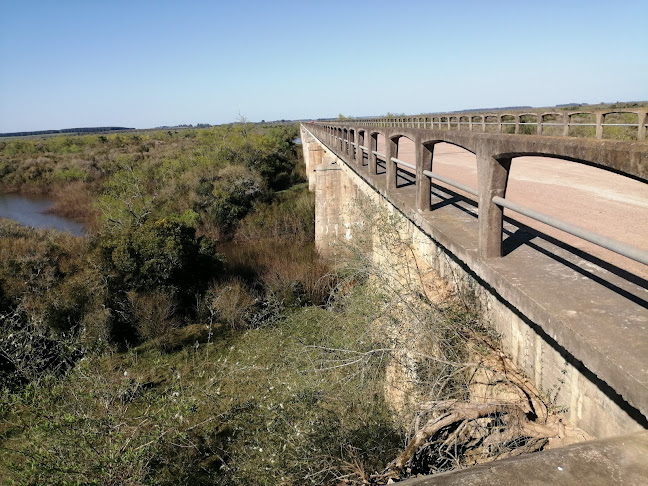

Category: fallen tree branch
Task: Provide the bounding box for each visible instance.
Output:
[391,401,559,471]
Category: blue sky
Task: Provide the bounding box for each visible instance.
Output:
[1,0,646,132]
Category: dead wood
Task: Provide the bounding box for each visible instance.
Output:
[391,401,559,471]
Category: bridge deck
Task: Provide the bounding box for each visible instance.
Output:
[309,127,648,426]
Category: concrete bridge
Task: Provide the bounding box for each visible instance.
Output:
[300,112,648,482]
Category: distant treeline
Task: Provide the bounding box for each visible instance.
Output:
[0,126,133,138]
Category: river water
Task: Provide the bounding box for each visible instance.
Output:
[0,193,85,236]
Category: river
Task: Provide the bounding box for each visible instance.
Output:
[0,193,85,236]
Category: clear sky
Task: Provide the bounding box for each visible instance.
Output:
[1,0,646,132]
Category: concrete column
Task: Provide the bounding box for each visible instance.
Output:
[477,150,512,258]
[416,138,435,211]
[358,131,365,165]
[596,112,604,139]
[469,117,473,131]
[302,131,312,174]
[638,111,646,141]
[537,114,543,135]
[497,115,503,133]
[563,113,570,137]
[386,131,398,192]
[344,131,349,161]
[314,156,342,258]
[481,116,486,132]
[346,130,351,158]
[515,115,520,134]
[369,133,378,174]
[308,144,324,191]
[447,117,451,130]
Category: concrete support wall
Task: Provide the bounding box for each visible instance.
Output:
[305,132,646,439]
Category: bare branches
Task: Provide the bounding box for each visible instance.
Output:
[391,401,559,471]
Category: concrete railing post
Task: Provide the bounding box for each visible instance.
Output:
[477,150,512,258]
[345,131,349,157]
[637,110,646,141]
[481,116,486,132]
[596,112,604,139]
[497,115,503,134]
[386,131,398,192]
[537,114,543,135]
[358,130,365,165]
[563,113,570,137]
[369,133,378,175]
[515,115,520,134]
[416,138,435,211]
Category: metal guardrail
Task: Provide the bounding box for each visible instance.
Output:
[492,196,648,265]
[423,170,479,197]
[391,157,416,171]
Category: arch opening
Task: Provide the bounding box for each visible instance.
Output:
[519,114,539,135]
[501,115,516,134]
[602,111,642,141]
[484,115,499,133]
[504,155,648,279]
[567,112,596,138]
[540,113,564,136]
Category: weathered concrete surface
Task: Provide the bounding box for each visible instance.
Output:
[302,125,648,439]
[382,140,648,280]
[397,431,648,486]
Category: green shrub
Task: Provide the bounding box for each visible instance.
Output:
[99,217,223,295]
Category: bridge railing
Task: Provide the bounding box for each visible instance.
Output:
[328,108,648,141]
[305,122,648,268]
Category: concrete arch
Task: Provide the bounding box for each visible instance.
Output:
[421,137,476,155]
[492,149,642,181]
[601,110,642,117]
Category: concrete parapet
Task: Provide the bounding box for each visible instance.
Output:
[397,431,648,486]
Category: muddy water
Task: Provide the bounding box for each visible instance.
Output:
[0,193,85,236]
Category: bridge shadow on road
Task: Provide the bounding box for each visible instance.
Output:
[426,185,648,308]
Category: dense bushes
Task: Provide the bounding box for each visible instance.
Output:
[1,124,403,485]
[0,123,307,349]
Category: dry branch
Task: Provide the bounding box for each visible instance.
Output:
[391,401,559,471]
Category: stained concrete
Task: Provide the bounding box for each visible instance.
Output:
[397,431,648,486]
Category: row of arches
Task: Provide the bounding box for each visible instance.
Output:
[335,109,648,141]
[310,123,648,279]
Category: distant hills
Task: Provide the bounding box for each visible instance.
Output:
[0,126,134,138]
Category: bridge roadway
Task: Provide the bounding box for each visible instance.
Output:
[303,122,648,439]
